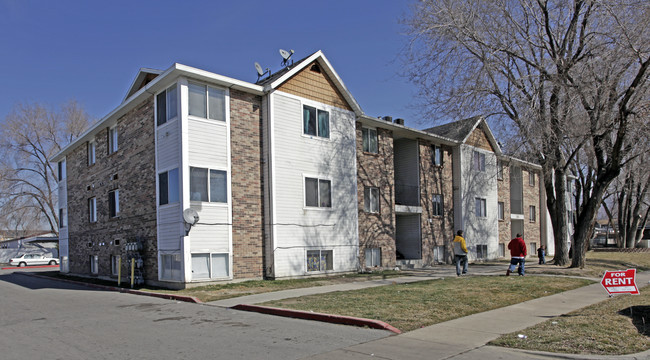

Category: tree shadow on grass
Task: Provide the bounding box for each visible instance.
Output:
[618,306,650,336]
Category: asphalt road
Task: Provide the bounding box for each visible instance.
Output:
[0,268,390,360]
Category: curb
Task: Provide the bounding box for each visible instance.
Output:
[21,272,203,304]
[231,304,401,334]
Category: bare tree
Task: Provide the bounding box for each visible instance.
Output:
[404,0,650,267]
[0,101,90,235]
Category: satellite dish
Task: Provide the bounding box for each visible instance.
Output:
[279,49,295,67]
[254,61,270,82]
[255,62,264,76]
[183,208,199,225]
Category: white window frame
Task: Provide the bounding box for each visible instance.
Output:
[498,201,504,221]
[473,151,486,172]
[58,159,66,181]
[477,244,488,259]
[304,176,332,209]
[432,145,442,166]
[90,255,98,274]
[364,248,381,267]
[156,84,178,126]
[188,82,226,122]
[108,126,118,154]
[189,167,228,204]
[362,128,378,153]
[88,197,97,223]
[88,140,96,165]
[432,194,443,216]
[158,168,180,206]
[59,208,67,228]
[191,252,230,280]
[306,249,333,272]
[160,253,183,281]
[364,186,379,213]
[497,161,503,180]
[529,205,536,222]
[302,104,330,139]
[109,189,120,218]
[529,172,536,186]
[475,197,487,218]
[111,255,120,276]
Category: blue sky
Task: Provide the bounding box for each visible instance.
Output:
[1,0,429,129]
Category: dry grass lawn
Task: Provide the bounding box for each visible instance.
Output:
[261,276,592,332]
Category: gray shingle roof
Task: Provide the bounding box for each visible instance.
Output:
[255,52,315,86]
[423,116,482,142]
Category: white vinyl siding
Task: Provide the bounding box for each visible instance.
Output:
[156,123,180,170]
[188,120,228,166]
[270,93,358,277]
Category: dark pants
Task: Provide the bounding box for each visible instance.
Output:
[509,257,525,275]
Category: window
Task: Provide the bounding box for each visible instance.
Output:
[529,205,536,222]
[108,126,118,154]
[88,197,97,223]
[497,161,503,180]
[434,246,445,263]
[529,172,535,186]
[111,255,120,276]
[362,128,378,153]
[58,159,66,181]
[475,198,487,218]
[364,187,379,213]
[432,194,443,216]
[90,255,98,274]
[191,253,228,279]
[188,82,225,121]
[156,84,178,126]
[365,248,381,267]
[87,141,96,165]
[499,243,506,257]
[303,105,329,138]
[59,208,67,228]
[530,242,537,256]
[159,168,179,205]
[305,177,331,208]
[433,145,442,166]
[307,249,333,272]
[473,151,485,172]
[109,189,120,218]
[160,254,182,281]
[498,202,504,221]
[189,167,227,203]
[477,244,488,259]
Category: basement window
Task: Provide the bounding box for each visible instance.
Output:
[307,250,333,272]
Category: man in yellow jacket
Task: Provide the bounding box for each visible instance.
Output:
[453,230,468,276]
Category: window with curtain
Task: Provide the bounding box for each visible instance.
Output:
[305,177,331,208]
[188,83,225,121]
[156,84,178,126]
[362,128,378,153]
[190,167,227,203]
[303,105,329,138]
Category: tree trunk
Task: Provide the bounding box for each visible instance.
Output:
[571,183,607,268]
[547,167,569,265]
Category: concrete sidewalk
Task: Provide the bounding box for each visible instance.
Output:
[210,267,650,360]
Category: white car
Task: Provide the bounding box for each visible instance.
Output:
[9,254,59,267]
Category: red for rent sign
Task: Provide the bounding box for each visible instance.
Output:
[601,269,639,295]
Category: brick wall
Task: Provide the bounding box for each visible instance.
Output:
[356,122,396,268]
[419,141,455,264]
[523,168,542,252]
[66,97,157,280]
[229,89,264,279]
[497,160,512,251]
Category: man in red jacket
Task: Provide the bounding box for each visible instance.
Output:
[507,233,527,276]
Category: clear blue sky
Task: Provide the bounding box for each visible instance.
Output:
[1,0,427,129]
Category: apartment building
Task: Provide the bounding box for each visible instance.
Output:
[52,50,550,288]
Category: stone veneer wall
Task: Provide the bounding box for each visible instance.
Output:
[229,89,264,279]
[66,97,158,280]
[419,141,455,264]
[523,168,542,252]
[356,122,396,268]
[497,160,512,252]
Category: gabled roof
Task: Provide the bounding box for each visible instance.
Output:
[259,50,363,116]
[424,116,502,155]
[423,116,481,142]
[123,68,163,103]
